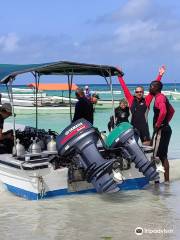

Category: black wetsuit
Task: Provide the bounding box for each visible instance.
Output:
[130,98,150,142]
[72,97,94,124]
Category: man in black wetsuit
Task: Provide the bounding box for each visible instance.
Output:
[72,88,94,124]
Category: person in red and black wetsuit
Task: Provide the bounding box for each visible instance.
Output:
[149,81,175,184]
[118,66,166,145]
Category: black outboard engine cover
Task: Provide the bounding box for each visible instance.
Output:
[106,122,159,181]
[56,119,119,193]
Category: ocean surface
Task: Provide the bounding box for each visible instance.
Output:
[0,83,180,240]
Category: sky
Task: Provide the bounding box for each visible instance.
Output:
[0,0,180,84]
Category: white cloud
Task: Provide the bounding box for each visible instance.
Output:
[115,20,158,43]
[119,0,151,20]
[0,33,19,52]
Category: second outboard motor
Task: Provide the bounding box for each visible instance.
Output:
[106,122,159,181]
[56,119,119,193]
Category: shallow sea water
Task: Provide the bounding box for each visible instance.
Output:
[0,180,180,240]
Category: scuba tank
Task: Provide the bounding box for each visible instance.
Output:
[47,135,57,151]
[28,137,34,153]
[30,138,41,153]
[16,138,25,157]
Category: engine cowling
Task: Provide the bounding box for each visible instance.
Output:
[56,119,119,193]
[106,122,159,181]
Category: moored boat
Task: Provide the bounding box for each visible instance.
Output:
[169,90,180,100]
[0,61,160,199]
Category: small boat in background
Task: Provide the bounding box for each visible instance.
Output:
[12,87,35,93]
[144,90,172,97]
[1,92,47,99]
[92,90,121,94]
[0,83,78,114]
[169,90,180,100]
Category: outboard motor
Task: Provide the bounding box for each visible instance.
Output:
[106,122,159,181]
[56,119,119,193]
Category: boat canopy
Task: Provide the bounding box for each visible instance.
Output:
[0,61,123,84]
[28,83,78,91]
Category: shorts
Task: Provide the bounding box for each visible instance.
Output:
[134,126,150,143]
[152,125,172,162]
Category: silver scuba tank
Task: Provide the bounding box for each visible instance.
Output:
[31,138,41,153]
[47,135,57,151]
[16,138,25,157]
[28,137,34,153]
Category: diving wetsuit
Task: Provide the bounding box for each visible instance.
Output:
[152,93,175,161]
[118,74,162,142]
[72,97,94,124]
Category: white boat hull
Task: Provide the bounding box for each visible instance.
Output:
[62,97,119,109]
[1,158,179,200]
[13,106,75,114]
[0,153,149,200]
[1,93,47,99]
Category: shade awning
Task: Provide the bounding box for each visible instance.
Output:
[28,83,78,91]
[0,61,124,84]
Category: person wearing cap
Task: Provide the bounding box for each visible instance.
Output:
[149,81,175,184]
[118,66,166,145]
[73,88,94,124]
[0,103,14,153]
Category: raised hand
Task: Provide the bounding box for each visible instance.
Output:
[159,65,166,76]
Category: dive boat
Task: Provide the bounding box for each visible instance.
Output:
[0,61,160,200]
[0,120,154,200]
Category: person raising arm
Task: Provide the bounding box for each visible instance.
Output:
[149,80,175,184]
[116,66,166,145]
